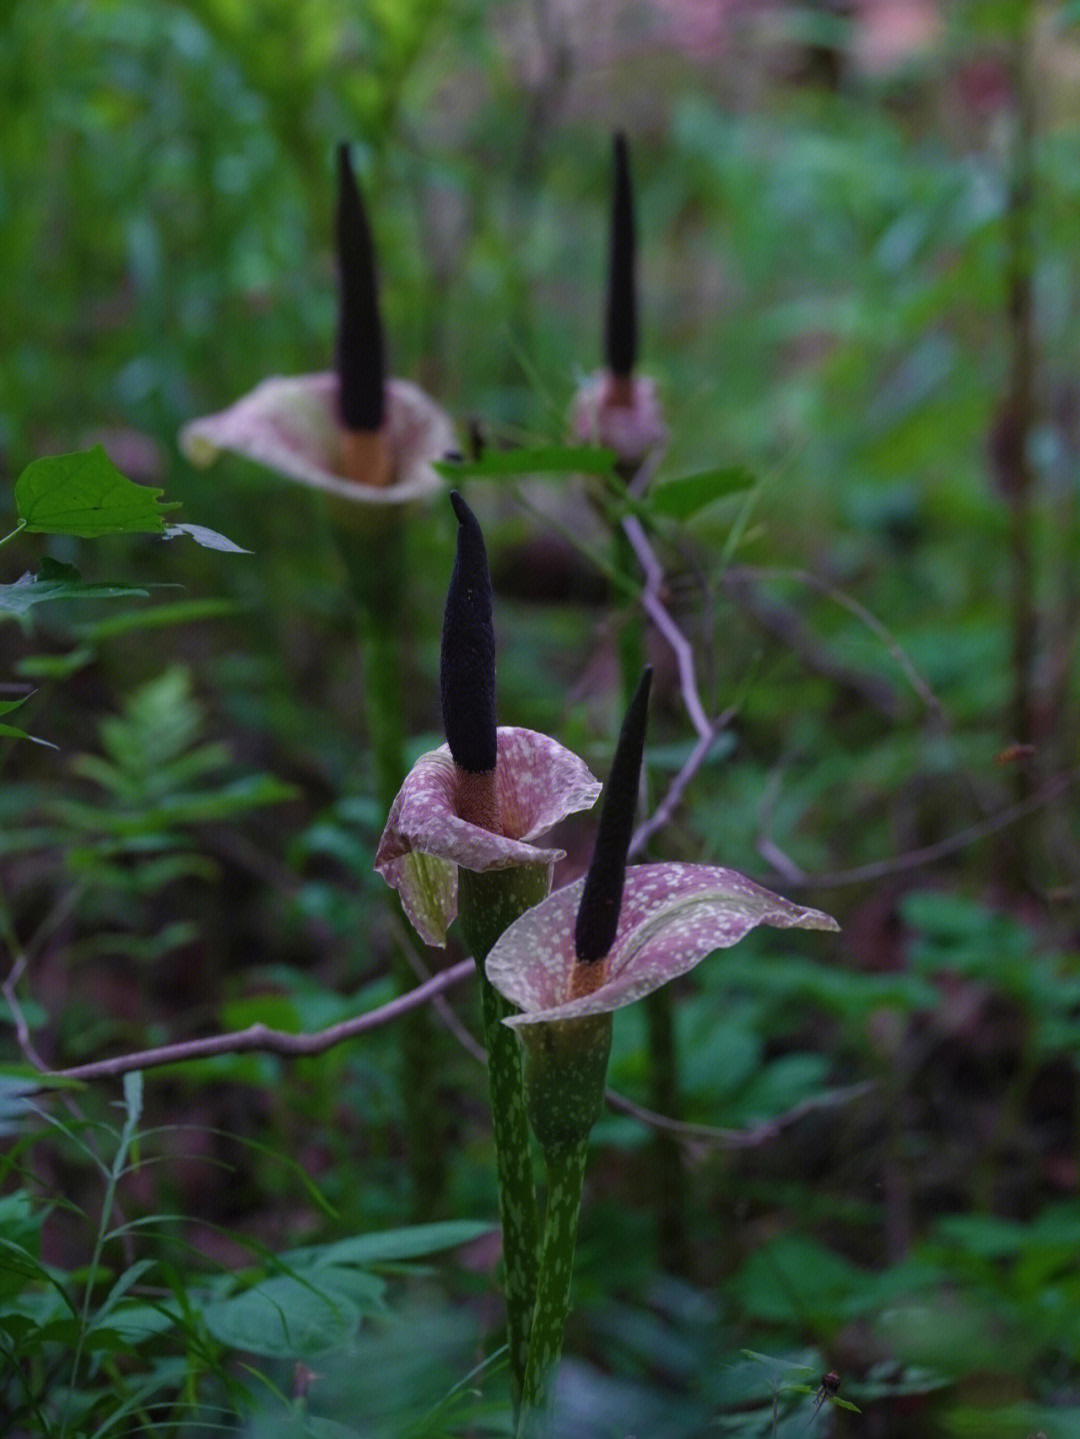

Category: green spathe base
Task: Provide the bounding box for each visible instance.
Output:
[518,1011,613,1156]
[458,863,552,962]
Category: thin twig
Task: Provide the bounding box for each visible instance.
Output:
[2,955,49,1072]
[605,1080,877,1150]
[42,961,475,1083]
[621,513,713,739]
[783,772,1074,890]
[391,913,486,1063]
[629,713,732,858]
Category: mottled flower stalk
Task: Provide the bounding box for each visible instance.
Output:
[516,669,652,1431]
[443,491,544,1417]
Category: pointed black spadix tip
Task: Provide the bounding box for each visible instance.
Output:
[336,141,386,432]
[575,666,652,965]
[604,131,638,380]
[440,491,498,773]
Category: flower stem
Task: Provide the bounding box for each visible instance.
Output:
[458,864,549,1420]
[339,522,446,1217]
[517,1137,589,1434]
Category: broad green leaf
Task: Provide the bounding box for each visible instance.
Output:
[648,468,755,521]
[299,1220,496,1269]
[94,1302,179,1344]
[202,1275,360,1358]
[162,522,251,552]
[435,445,614,478]
[0,559,148,616]
[15,446,180,537]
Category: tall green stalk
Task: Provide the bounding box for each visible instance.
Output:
[515,1008,613,1434]
[338,519,446,1217]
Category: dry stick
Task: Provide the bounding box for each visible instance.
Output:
[621,513,712,739]
[2,955,48,1073]
[37,961,475,1083]
[784,772,1075,891]
[629,714,733,860]
[605,1079,877,1152]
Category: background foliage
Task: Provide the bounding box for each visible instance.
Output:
[5,0,1080,1434]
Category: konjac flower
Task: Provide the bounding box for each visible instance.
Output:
[376,489,601,1416]
[484,669,838,1423]
[570,133,667,468]
[484,665,837,1139]
[374,726,602,948]
[180,144,454,512]
[374,491,601,947]
[487,861,839,1027]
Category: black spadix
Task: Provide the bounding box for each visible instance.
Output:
[604,131,638,380]
[440,491,498,774]
[574,666,652,964]
[336,142,386,432]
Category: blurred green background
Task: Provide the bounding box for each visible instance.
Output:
[6,1,1080,1435]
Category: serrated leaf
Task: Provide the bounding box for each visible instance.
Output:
[435,445,615,478]
[162,523,251,553]
[0,559,149,616]
[15,447,180,537]
[648,468,756,521]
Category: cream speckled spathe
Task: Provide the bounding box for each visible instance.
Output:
[375,728,601,947]
[486,863,839,1025]
[180,373,455,505]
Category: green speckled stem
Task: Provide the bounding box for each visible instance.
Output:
[458,864,550,1418]
[517,1137,589,1434]
[515,1013,611,1434]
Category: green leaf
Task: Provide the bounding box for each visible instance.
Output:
[75,597,249,641]
[202,1275,360,1359]
[14,446,180,537]
[0,694,56,749]
[16,646,96,679]
[648,467,756,520]
[0,559,149,616]
[435,445,615,478]
[292,1220,496,1269]
[162,522,251,552]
